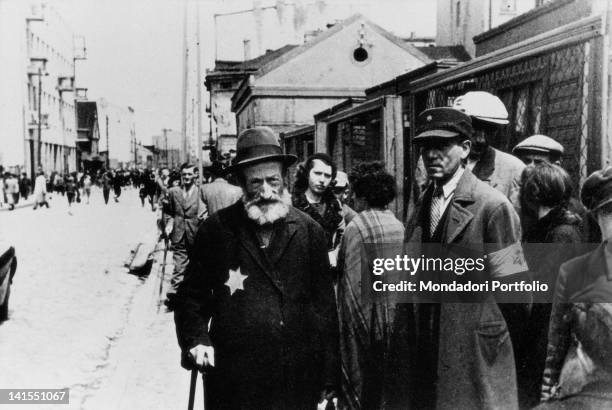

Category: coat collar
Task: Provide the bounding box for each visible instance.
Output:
[471,145,496,182]
[408,168,477,244]
[223,201,298,293]
[444,168,477,243]
[175,185,199,211]
[588,242,612,281]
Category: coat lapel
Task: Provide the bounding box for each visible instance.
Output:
[225,203,284,294]
[267,210,298,267]
[444,169,476,244]
[586,243,611,282]
[183,187,198,212]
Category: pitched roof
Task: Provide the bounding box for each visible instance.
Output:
[254,13,431,78]
[416,45,472,62]
[208,44,299,76]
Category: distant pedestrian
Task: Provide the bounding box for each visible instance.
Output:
[5,173,19,210]
[144,170,158,211]
[0,174,4,209]
[19,173,31,200]
[199,161,242,218]
[53,172,65,196]
[65,176,77,214]
[101,171,112,205]
[164,163,206,308]
[82,174,92,204]
[112,170,122,202]
[32,171,49,209]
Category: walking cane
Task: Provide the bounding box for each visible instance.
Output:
[157,237,169,313]
[187,367,209,410]
[187,368,197,410]
[201,369,208,410]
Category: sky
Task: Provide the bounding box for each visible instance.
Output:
[47,0,437,144]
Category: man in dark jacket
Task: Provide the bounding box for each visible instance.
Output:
[400,107,530,409]
[174,127,339,409]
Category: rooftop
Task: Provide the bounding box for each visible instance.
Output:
[415,45,471,62]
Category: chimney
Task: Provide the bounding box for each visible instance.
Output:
[253,0,263,57]
[243,39,252,61]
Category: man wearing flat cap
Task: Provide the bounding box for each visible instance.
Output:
[174,126,339,409]
[399,107,529,409]
[513,134,600,244]
[512,134,564,167]
[541,166,612,404]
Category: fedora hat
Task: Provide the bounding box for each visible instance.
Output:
[229,127,297,171]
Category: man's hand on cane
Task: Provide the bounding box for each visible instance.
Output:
[189,344,215,369]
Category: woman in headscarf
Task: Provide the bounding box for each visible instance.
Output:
[336,161,404,409]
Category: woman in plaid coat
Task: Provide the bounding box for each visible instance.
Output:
[336,162,405,409]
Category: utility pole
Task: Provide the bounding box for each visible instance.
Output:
[162,128,171,168]
[106,115,109,168]
[180,0,189,164]
[196,0,204,180]
[37,67,43,171]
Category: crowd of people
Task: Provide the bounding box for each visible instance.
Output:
[164,91,612,410]
[3,89,610,409]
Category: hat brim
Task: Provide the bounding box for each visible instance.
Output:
[474,116,509,125]
[512,146,563,155]
[227,154,297,173]
[413,129,461,142]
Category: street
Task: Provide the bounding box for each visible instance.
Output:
[0,188,197,410]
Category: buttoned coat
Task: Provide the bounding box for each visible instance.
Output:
[174,201,339,410]
[166,186,205,248]
[402,168,525,410]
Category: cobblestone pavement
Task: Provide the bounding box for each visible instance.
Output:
[0,188,194,409]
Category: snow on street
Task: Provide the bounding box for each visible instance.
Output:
[0,188,195,409]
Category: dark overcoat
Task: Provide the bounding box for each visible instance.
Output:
[402,168,527,410]
[174,201,339,410]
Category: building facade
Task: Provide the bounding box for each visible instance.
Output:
[436,0,538,56]
[205,45,297,157]
[231,14,431,136]
[96,99,136,169]
[0,2,83,177]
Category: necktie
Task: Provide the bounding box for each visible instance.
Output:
[430,186,444,235]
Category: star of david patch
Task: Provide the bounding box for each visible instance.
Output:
[225,267,247,296]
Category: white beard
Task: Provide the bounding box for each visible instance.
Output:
[243,190,291,225]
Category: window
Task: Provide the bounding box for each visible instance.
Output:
[498,81,543,150]
[353,47,368,62]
